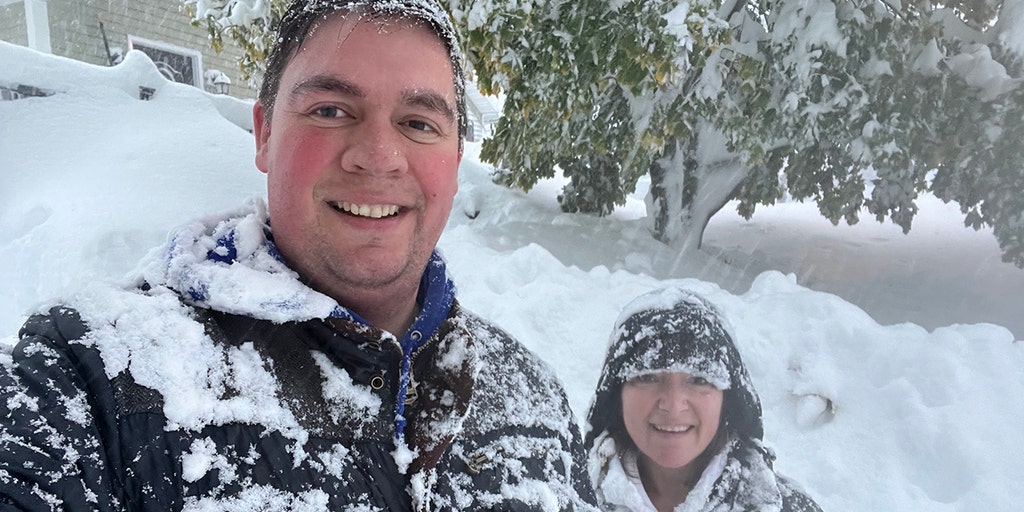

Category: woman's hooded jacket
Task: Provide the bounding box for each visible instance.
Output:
[584,288,822,512]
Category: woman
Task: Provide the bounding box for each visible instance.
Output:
[585,288,823,512]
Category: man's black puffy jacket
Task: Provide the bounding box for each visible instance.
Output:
[1,300,595,511]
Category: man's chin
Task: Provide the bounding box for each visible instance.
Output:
[330,258,415,290]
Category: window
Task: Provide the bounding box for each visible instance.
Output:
[0,87,24,101]
[126,35,203,88]
[0,84,51,101]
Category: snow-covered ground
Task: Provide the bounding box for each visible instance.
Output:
[2,42,1022,511]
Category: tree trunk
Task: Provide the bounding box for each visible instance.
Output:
[645,123,750,254]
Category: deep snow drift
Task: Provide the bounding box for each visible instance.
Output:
[2,42,1022,511]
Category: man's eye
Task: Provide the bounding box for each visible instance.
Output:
[404,119,436,133]
[313,106,345,118]
[690,376,711,386]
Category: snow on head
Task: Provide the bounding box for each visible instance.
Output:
[610,287,736,390]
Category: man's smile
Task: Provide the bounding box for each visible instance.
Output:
[330,201,400,219]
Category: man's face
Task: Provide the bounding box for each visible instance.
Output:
[254,14,461,303]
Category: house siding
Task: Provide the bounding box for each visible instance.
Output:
[1,0,256,98]
[0,2,29,46]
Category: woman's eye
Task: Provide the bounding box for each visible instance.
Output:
[690,376,711,386]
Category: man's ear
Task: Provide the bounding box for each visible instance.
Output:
[253,101,271,175]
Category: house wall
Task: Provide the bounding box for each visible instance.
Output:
[0,2,29,46]
[0,0,257,98]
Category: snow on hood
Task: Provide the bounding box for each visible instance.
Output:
[135,198,350,324]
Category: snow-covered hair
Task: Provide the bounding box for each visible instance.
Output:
[584,288,764,460]
[258,0,466,144]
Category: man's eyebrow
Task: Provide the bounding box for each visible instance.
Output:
[403,90,456,123]
[291,75,364,98]
[290,75,455,123]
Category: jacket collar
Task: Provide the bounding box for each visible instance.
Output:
[141,197,455,341]
[590,433,782,512]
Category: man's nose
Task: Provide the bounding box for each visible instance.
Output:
[341,118,405,174]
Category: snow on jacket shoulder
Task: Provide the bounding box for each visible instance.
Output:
[0,201,597,511]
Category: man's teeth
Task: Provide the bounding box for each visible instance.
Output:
[336,201,399,218]
[653,424,693,433]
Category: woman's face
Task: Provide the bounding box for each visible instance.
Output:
[621,371,724,472]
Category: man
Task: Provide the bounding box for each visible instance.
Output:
[0,1,596,510]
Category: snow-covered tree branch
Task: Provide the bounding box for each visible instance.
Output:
[448,0,1024,266]
[183,0,282,88]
